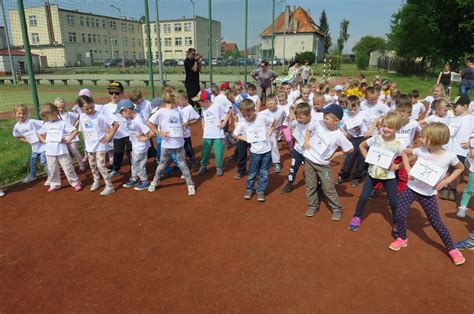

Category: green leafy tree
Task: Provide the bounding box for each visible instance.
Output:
[319,10,332,54]
[295,51,316,64]
[352,36,386,70]
[336,19,350,53]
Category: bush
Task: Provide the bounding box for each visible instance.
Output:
[295,51,316,65]
[355,50,369,70]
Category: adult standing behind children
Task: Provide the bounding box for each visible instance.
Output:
[184,48,203,105]
[459,57,474,97]
[251,60,278,103]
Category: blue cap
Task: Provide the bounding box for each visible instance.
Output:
[322,104,344,120]
[114,99,135,114]
[151,97,163,109]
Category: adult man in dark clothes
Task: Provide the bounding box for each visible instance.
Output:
[184,48,202,110]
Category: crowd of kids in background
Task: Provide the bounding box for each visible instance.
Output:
[4,60,474,266]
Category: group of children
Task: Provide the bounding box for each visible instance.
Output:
[5,75,474,266]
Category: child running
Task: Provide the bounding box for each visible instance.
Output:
[390,123,465,266]
[457,132,474,218]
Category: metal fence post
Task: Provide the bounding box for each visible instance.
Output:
[208,0,213,84]
[144,0,155,97]
[244,0,248,84]
[155,0,164,88]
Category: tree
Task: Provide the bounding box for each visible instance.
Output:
[223,49,240,59]
[319,10,332,54]
[352,36,387,70]
[336,19,350,53]
[295,51,316,65]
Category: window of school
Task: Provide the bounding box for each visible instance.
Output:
[164,38,172,47]
[121,23,127,32]
[29,16,37,27]
[103,35,107,44]
[96,19,99,28]
[138,39,141,46]
[97,35,101,44]
[174,23,182,32]
[68,32,77,42]
[66,15,75,26]
[82,33,86,42]
[185,37,192,46]
[86,17,90,27]
[102,20,106,28]
[31,33,39,44]
[110,21,116,30]
[92,34,96,43]
[175,37,182,46]
[80,17,84,26]
[184,22,192,32]
[88,34,92,43]
[129,24,134,32]
[122,37,128,47]
[163,24,171,33]
[130,38,135,47]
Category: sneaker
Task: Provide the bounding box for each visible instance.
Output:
[191,164,199,172]
[198,166,208,176]
[216,167,223,176]
[187,185,196,196]
[281,183,293,194]
[73,184,82,192]
[244,190,253,200]
[109,170,120,178]
[448,249,465,266]
[439,188,449,200]
[335,176,344,185]
[257,193,266,202]
[180,175,186,180]
[448,189,457,202]
[457,207,468,218]
[389,238,408,251]
[274,164,282,173]
[22,176,36,184]
[332,210,342,221]
[233,173,242,180]
[148,182,158,192]
[348,216,361,231]
[100,186,115,196]
[82,155,88,163]
[48,186,59,192]
[44,177,51,186]
[369,189,377,200]
[123,178,139,188]
[305,207,318,217]
[351,179,359,187]
[0,189,5,197]
[134,182,150,191]
[454,239,474,251]
[90,180,101,192]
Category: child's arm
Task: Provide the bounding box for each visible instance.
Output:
[137,130,154,142]
[37,133,46,144]
[63,129,78,144]
[101,121,120,143]
[14,136,30,144]
[402,148,414,176]
[359,140,369,158]
[436,162,465,190]
[364,118,379,138]
[287,105,296,121]
[218,109,232,129]
[255,99,262,112]
[268,119,277,137]
[146,120,168,138]
[304,127,312,150]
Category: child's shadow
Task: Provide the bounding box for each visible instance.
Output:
[266,172,288,195]
[405,206,447,253]
[445,211,474,235]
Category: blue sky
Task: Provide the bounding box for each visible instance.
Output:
[16,0,405,53]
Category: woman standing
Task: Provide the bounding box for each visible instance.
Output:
[436,64,452,95]
[300,60,313,85]
[251,60,278,103]
[459,57,474,97]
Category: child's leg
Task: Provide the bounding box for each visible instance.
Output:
[287,150,305,185]
[68,142,85,170]
[394,157,408,193]
[28,152,38,178]
[270,135,280,165]
[281,125,294,151]
[246,152,263,192]
[460,171,474,208]
[151,148,172,184]
[96,151,112,186]
[57,154,80,187]
[338,143,358,180]
[381,178,399,224]
[256,151,272,195]
[112,138,126,171]
[39,152,50,177]
[171,152,180,171]
[213,139,224,169]
[353,177,378,218]
[304,158,320,209]
[46,155,61,187]
[107,149,114,165]
[418,194,456,251]
[183,137,197,165]
[87,152,102,183]
[316,163,342,213]
[395,188,417,240]
[352,147,366,182]
[236,140,248,175]
[175,147,194,186]
[132,151,148,182]
[200,139,213,168]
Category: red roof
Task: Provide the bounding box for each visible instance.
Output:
[260,6,326,37]
[222,42,239,52]
[0,49,39,56]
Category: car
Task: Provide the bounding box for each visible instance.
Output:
[163,59,177,66]
[177,60,184,66]
[135,59,147,66]
[104,58,121,67]
[116,59,136,67]
[223,59,240,66]
[201,58,208,66]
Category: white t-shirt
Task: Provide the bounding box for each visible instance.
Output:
[396,120,421,148]
[38,120,76,156]
[233,112,273,154]
[411,102,425,120]
[365,135,403,180]
[126,115,151,154]
[448,114,473,157]
[12,118,45,153]
[279,103,291,126]
[79,111,115,153]
[360,100,389,125]
[261,107,286,129]
[73,104,104,114]
[247,94,260,107]
[408,147,459,196]
[59,111,80,143]
[424,112,453,125]
[202,102,229,139]
[178,104,200,138]
[303,120,353,166]
[136,99,152,121]
[290,120,308,154]
[148,108,185,149]
[213,93,232,109]
[341,111,369,138]
[101,102,129,139]
[311,108,324,123]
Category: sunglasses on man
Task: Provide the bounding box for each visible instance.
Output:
[109,91,122,96]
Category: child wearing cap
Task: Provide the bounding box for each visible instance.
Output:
[147,89,196,195]
[194,89,231,177]
[303,104,354,221]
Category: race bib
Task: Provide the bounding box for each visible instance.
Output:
[409,159,444,187]
[365,146,395,169]
[310,133,329,155]
[168,126,184,137]
[84,130,99,142]
[345,117,363,130]
[45,129,62,143]
[246,127,267,143]
[23,131,39,144]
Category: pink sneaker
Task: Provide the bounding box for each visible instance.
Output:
[73,184,82,192]
[389,238,408,251]
[48,186,59,192]
[82,155,88,163]
[448,249,465,266]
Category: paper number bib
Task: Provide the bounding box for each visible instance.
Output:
[409,159,444,187]
[45,129,63,143]
[246,127,266,143]
[309,133,329,155]
[23,131,39,144]
[365,146,395,169]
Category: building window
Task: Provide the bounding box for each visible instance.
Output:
[184,22,192,32]
[185,37,192,46]
[93,34,96,43]
[88,34,92,43]
[29,16,37,27]
[164,38,172,47]
[31,33,39,44]
[97,35,101,44]
[67,15,75,26]
[68,32,77,42]
[102,20,106,28]
[80,17,84,26]
[121,23,127,32]
[110,21,116,30]
[104,35,107,43]
[96,19,99,28]
[174,23,182,32]
[175,37,182,46]
[138,39,141,47]
[163,24,171,33]
[132,52,136,59]
[130,38,135,47]
[122,38,128,46]
[86,17,90,27]
[82,33,86,42]
[129,24,134,32]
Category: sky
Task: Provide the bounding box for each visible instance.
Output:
[12,0,405,54]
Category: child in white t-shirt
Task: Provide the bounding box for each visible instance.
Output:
[360,87,390,136]
[147,90,196,195]
[419,98,453,127]
[261,94,286,173]
[391,122,465,266]
[424,84,446,116]
[278,91,294,151]
[457,132,474,218]
[177,90,201,172]
[12,104,50,185]
[408,90,425,121]
[294,85,311,106]
[212,84,234,148]
[129,88,152,121]
[55,97,86,171]
[233,99,276,202]
[77,95,118,196]
[303,104,353,220]
[311,92,325,122]
[37,103,81,192]
[246,83,261,111]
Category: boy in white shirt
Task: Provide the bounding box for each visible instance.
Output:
[360,87,390,135]
[311,93,325,123]
[194,89,231,177]
[129,88,152,121]
[177,90,201,172]
[233,99,276,202]
[303,104,354,220]
[409,90,425,121]
[212,83,234,148]
[261,94,286,172]
[246,83,262,112]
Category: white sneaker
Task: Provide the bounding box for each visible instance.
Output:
[22,176,36,184]
[44,177,51,186]
[457,207,468,218]
[180,175,185,180]
[99,186,115,196]
[90,180,101,192]
[148,182,157,192]
[187,185,196,196]
[0,189,5,197]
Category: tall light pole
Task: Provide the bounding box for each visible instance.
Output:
[208,0,212,84]
[271,0,275,69]
[155,0,164,87]
[190,0,196,50]
[110,4,125,73]
[1,0,16,84]
[244,0,248,83]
